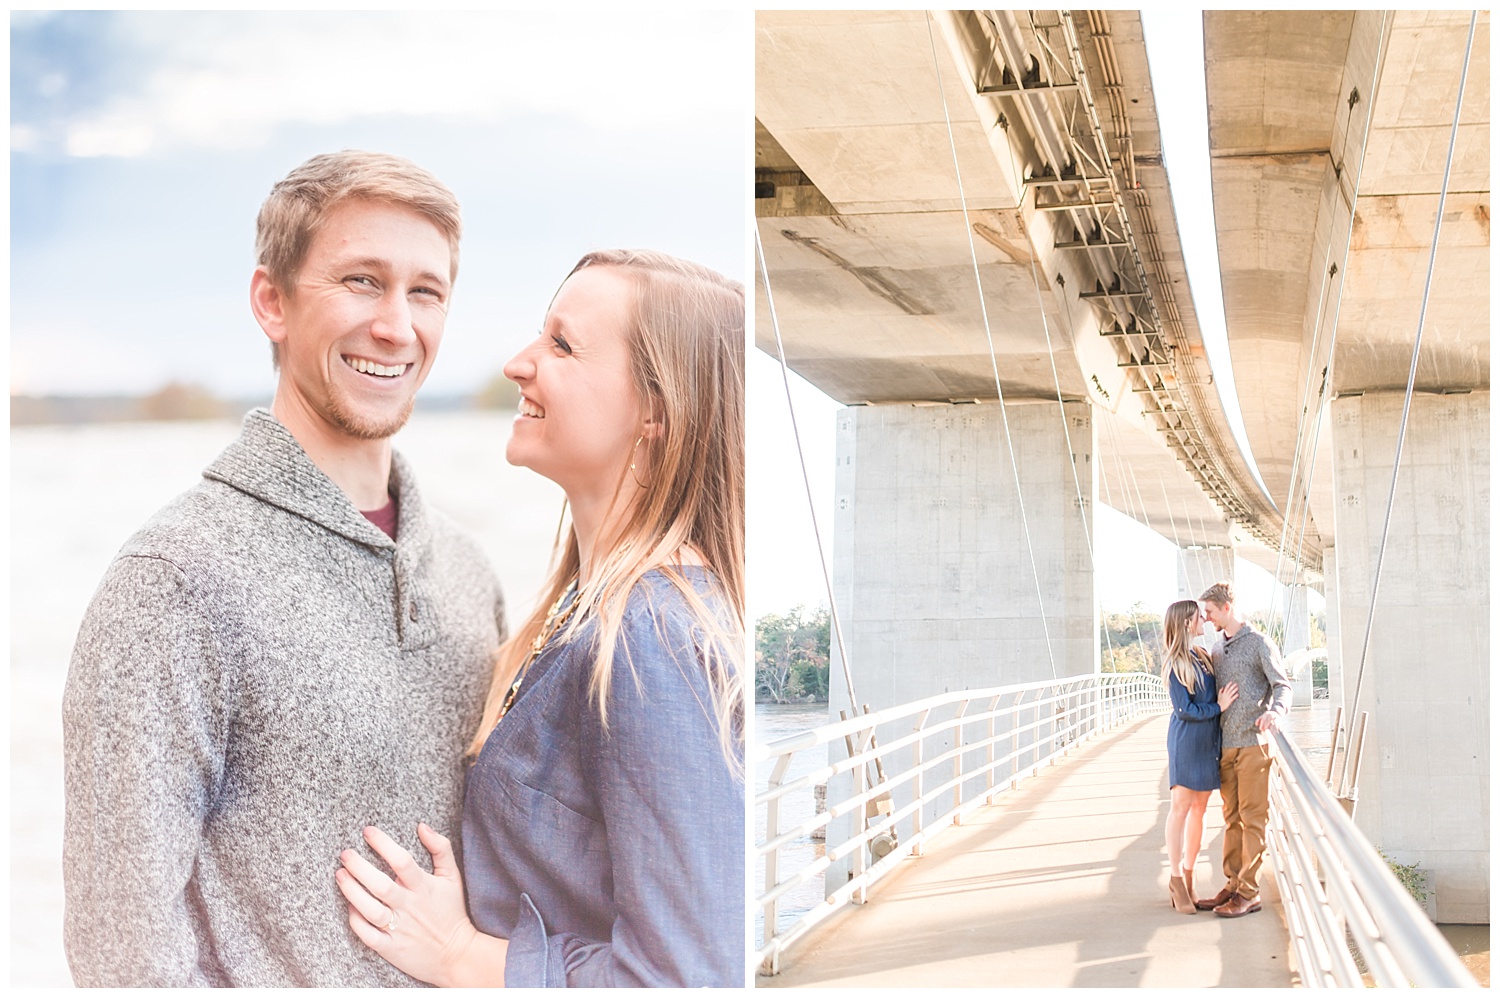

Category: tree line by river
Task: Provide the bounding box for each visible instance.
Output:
[755,603,1325,704]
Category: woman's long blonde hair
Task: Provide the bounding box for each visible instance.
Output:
[467,250,745,770]
[1161,599,1211,694]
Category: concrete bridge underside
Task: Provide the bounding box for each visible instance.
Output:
[757,10,1286,570]
[756,10,1488,921]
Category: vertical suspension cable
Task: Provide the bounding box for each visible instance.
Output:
[754,229,860,713]
[1266,59,1373,646]
[1272,11,1389,652]
[1091,420,1138,671]
[1099,417,1155,668]
[1022,229,1124,676]
[1345,11,1477,753]
[1158,481,1184,552]
[926,11,1058,678]
[1266,258,1339,644]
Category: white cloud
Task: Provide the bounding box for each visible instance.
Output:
[66,112,154,157]
[29,11,745,159]
[12,124,42,153]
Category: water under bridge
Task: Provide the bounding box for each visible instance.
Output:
[752,10,1489,965]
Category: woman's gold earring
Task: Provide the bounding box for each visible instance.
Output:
[630,435,651,490]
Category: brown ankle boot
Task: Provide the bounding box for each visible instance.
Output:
[1168,875,1197,914]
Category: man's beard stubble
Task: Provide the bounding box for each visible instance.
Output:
[323,383,417,441]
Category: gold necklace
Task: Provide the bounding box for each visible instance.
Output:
[496,579,579,723]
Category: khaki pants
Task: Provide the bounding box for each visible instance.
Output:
[1219,743,1272,900]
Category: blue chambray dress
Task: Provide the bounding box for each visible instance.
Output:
[461,568,744,987]
[1166,648,1222,791]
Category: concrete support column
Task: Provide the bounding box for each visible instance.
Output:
[1176,543,1235,601]
[1331,390,1488,922]
[830,399,1098,712]
[1281,583,1311,654]
[1282,584,1314,704]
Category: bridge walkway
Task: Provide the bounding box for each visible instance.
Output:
[760,715,1296,988]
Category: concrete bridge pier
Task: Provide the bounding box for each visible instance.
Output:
[1176,541,1234,602]
[829,398,1100,708]
[1281,584,1311,654]
[824,398,1098,893]
[1329,390,1489,922]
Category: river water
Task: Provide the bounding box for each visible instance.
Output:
[11,410,563,987]
[753,701,834,950]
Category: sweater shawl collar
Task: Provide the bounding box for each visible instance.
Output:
[202,408,430,552]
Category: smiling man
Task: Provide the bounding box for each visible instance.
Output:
[61,152,506,986]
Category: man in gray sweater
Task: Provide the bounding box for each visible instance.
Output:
[62,152,505,986]
[1195,580,1292,918]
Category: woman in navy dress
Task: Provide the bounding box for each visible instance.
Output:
[1162,599,1237,915]
[335,250,745,985]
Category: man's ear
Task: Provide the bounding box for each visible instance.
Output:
[250,266,289,346]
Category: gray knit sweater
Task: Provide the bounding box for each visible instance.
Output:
[1213,622,1292,749]
[62,409,504,987]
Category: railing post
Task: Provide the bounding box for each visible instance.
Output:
[985,694,1000,803]
[1010,692,1021,788]
[762,753,793,953]
[1036,693,1045,772]
[912,709,929,854]
[952,699,971,823]
[1326,704,1345,788]
[851,727,868,903]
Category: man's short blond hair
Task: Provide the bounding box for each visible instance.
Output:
[1200,580,1235,607]
[256,151,462,368]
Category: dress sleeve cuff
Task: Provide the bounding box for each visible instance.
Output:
[504,893,562,988]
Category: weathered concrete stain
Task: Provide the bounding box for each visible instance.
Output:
[779,228,936,315]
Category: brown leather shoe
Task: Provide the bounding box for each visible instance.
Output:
[1214,892,1263,917]
[1196,885,1234,911]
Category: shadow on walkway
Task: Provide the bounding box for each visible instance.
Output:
[759,716,1295,988]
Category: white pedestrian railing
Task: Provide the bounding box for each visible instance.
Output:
[755,671,1479,987]
[753,671,1167,976]
[1265,728,1478,987]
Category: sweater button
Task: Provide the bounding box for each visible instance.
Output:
[409,603,419,622]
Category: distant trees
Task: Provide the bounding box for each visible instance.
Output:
[1247,610,1287,650]
[140,382,233,421]
[471,372,520,410]
[754,601,1324,693]
[1101,603,1162,675]
[12,382,239,425]
[755,605,830,703]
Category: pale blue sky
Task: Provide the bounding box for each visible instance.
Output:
[10,11,747,397]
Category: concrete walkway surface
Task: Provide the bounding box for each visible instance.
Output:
[759,715,1295,988]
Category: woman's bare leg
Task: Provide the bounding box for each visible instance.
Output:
[1165,785,1195,877]
[1181,789,1213,903]
[1183,790,1211,876]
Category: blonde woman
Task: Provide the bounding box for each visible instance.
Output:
[1162,599,1237,915]
[335,250,745,986]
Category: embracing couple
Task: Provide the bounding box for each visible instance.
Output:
[61,152,744,987]
[1161,581,1292,919]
